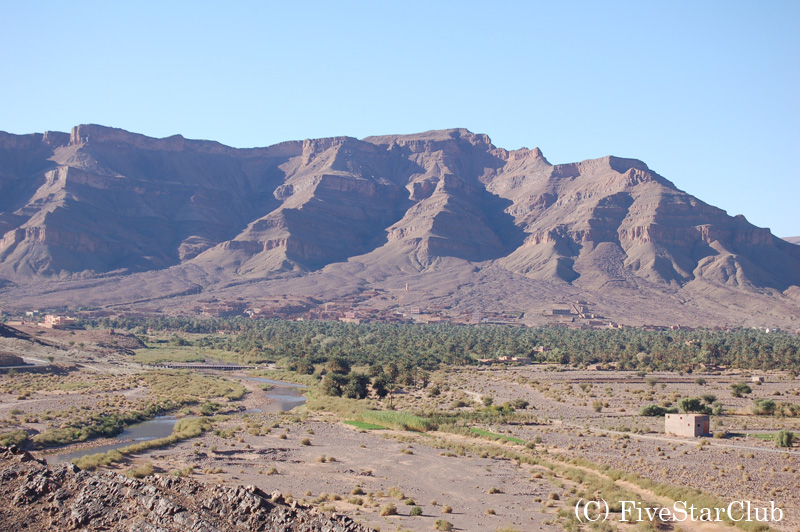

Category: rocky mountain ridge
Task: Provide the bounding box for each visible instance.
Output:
[0,125,798,326]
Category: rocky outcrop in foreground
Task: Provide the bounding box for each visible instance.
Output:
[0,446,373,531]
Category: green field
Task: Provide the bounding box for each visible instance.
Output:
[358,410,435,432]
[344,420,387,430]
[469,428,526,444]
[724,432,776,440]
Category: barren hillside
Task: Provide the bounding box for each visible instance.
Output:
[0,126,798,326]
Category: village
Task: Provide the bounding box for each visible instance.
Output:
[3,293,733,334]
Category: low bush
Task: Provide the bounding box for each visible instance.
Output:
[776,430,795,448]
[380,503,397,516]
[638,404,678,417]
[0,430,29,447]
[753,399,776,416]
[126,462,155,478]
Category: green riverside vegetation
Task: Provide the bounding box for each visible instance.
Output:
[84,316,800,371]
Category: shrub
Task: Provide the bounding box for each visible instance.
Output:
[753,398,776,416]
[434,520,454,531]
[410,505,423,516]
[173,466,194,477]
[126,462,155,478]
[380,503,397,516]
[639,404,677,417]
[0,430,29,447]
[509,399,529,409]
[776,430,795,448]
[700,394,717,404]
[442,505,453,514]
[677,397,707,413]
[387,487,405,500]
[730,383,752,398]
[200,402,220,416]
[300,437,311,446]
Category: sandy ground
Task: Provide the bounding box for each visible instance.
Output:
[127,417,565,532]
[3,326,798,531]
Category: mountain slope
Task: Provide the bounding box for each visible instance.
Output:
[0,125,798,326]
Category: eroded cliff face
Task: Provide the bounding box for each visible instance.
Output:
[0,124,798,298]
[0,446,374,532]
[486,152,800,291]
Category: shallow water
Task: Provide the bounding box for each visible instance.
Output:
[239,376,307,414]
[51,377,307,463]
[50,416,178,463]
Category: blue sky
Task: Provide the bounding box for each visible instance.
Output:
[2,1,798,236]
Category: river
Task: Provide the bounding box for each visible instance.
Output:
[50,376,307,463]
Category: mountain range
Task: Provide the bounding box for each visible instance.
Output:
[0,125,798,326]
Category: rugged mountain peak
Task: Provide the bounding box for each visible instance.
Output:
[301,135,355,154]
[605,155,649,173]
[0,131,46,150]
[41,131,70,147]
[504,146,547,162]
[68,124,248,156]
[0,125,798,325]
[364,128,494,151]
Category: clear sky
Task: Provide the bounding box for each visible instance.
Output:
[1,1,798,236]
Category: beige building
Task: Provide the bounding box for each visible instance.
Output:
[43,315,77,329]
[665,414,710,437]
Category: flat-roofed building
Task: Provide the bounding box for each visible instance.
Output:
[665,414,710,437]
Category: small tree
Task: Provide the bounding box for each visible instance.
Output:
[371,374,389,399]
[321,374,347,397]
[326,357,350,375]
[342,373,370,399]
[678,397,706,413]
[775,430,795,448]
[639,404,677,416]
[730,383,752,398]
[700,394,717,405]
[753,398,776,416]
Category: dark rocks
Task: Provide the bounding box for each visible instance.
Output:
[0,445,375,532]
